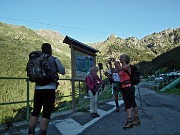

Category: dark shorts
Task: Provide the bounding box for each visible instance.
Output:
[112,82,121,95]
[31,89,55,119]
[120,86,137,109]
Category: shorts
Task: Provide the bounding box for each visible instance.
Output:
[120,85,137,109]
[31,89,55,119]
[112,83,120,95]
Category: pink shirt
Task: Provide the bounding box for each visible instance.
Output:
[86,73,103,90]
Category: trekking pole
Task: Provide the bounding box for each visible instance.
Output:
[137,85,143,111]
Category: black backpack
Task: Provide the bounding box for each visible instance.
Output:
[126,65,140,85]
[26,51,57,86]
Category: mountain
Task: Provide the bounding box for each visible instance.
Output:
[90,28,180,74]
[139,46,180,75]
[0,21,180,77]
[0,22,70,77]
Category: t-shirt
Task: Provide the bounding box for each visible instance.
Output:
[107,69,120,82]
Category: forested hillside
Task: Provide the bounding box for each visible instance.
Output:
[0,22,70,77]
[139,46,180,75]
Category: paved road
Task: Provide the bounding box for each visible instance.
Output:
[1,84,180,135]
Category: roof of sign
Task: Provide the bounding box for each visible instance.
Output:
[63,35,99,54]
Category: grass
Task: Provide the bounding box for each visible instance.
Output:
[162,88,180,95]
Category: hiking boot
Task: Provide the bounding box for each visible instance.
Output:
[91,113,100,118]
[115,106,120,112]
[91,113,97,118]
[95,113,100,117]
[133,116,141,126]
[123,118,133,129]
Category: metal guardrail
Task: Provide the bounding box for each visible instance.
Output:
[0,77,74,122]
[0,77,31,121]
[0,77,112,124]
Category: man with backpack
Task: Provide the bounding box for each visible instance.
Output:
[28,43,65,135]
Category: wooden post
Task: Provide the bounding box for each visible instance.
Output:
[71,45,76,112]
[98,63,103,79]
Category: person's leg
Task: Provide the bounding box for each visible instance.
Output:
[114,94,120,112]
[127,86,141,126]
[40,90,55,134]
[88,90,96,118]
[132,102,141,125]
[123,108,133,129]
[94,92,100,117]
[121,88,133,129]
[28,90,42,135]
[121,88,131,114]
[125,86,136,117]
[133,106,139,117]
[88,90,94,113]
[39,118,50,135]
[113,84,120,112]
[88,90,100,118]
[28,116,38,135]
[132,106,141,125]
[127,86,140,117]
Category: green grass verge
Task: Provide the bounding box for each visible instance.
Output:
[163,88,180,95]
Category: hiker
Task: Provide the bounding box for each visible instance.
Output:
[104,60,121,112]
[28,43,65,135]
[85,65,103,118]
[115,53,141,129]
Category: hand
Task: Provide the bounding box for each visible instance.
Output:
[104,71,109,76]
[109,58,115,62]
[111,58,116,62]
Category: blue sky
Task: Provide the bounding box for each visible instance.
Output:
[0,0,180,43]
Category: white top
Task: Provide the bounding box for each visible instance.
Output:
[107,69,120,82]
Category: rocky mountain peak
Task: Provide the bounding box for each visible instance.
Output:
[107,34,117,40]
[34,29,65,44]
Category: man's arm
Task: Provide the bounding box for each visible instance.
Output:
[55,58,65,75]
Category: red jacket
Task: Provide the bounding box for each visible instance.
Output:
[85,73,103,90]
